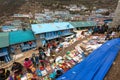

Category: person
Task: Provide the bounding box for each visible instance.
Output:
[50,50,56,58]
[105,33,110,40]
[111,30,116,38]
[47,42,51,48]
[38,47,47,59]
[0,68,10,80]
[55,70,63,78]
[38,47,44,53]
[28,41,32,46]
[39,52,47,67]
[52,41,57,50]
[38,47,46,67]
[31,53,39,67]
[49,72,56,80]
[117,25,120,32]
[11,62,23,80]
[35,67,42,77]
[24,58,32,73]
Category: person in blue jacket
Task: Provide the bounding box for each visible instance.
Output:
[31,53,39,67]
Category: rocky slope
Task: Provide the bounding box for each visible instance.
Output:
[0,0,119,24]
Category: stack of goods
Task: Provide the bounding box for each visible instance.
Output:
[37,66,47,77]
[20,35,106,80]
[47,47,86,80]
[79,35,106,55]
[12,35,108,80]
[65,50,83,63]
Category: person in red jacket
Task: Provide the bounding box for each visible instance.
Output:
[24,58,32,73]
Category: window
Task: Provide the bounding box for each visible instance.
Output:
[46,33,49,38]
[40,34,45,38]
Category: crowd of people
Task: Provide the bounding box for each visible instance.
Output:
[105,26,120,40]
[92,24,120,40]
[0,44,65,80]
[0,31,82,80]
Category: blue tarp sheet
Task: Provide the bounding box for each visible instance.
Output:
[57,38,120,80]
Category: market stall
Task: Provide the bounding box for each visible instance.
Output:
[57,38,120,80]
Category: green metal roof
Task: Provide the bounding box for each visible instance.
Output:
[0,32,9,48]
[9,30,35,45]
[70,21,96,28]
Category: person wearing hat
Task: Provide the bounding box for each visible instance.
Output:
[24,58,32,73]
[0,68,10,80]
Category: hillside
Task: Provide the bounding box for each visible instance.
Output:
[0,0,119,24]
[0,0,118,15]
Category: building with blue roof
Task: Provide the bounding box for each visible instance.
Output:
[9,29,36,52]
[0,29,36,63]
[9,29,35,45]
[2,26,18,32]
[70,21,96,30]
[0,32,11,63]
[31,22,75,46]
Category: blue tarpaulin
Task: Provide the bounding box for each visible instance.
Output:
[57,38,120,80]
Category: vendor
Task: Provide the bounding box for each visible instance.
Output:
[11,62,23,80]
[39,52,47,67]
[55,70,63,78]
[28,41,32,46]
[24,58,33,73]
[31,53,39,67]
[0,68,10,80]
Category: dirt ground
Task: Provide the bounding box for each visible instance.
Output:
[105,52,120,80]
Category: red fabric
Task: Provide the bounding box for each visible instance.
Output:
[40,66,44,70]
[59,63,69,72]
[53,42,57,47]
[39,60,49,63]
[47,43,51,48]
[28,41,32,45]
[24,60,32,69]
[14,71,22,80]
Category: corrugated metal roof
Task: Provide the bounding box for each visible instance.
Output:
[2,26,17,32]
[31,22,74,34]
[2,26,15,29]
[70,21,96,28]
[0,32,9,48]
[9,30,35,45]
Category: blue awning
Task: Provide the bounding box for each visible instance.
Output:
[0,48,8,57]
[45,35,59,40]
[61,33,73,37]
[45,32,73,40]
